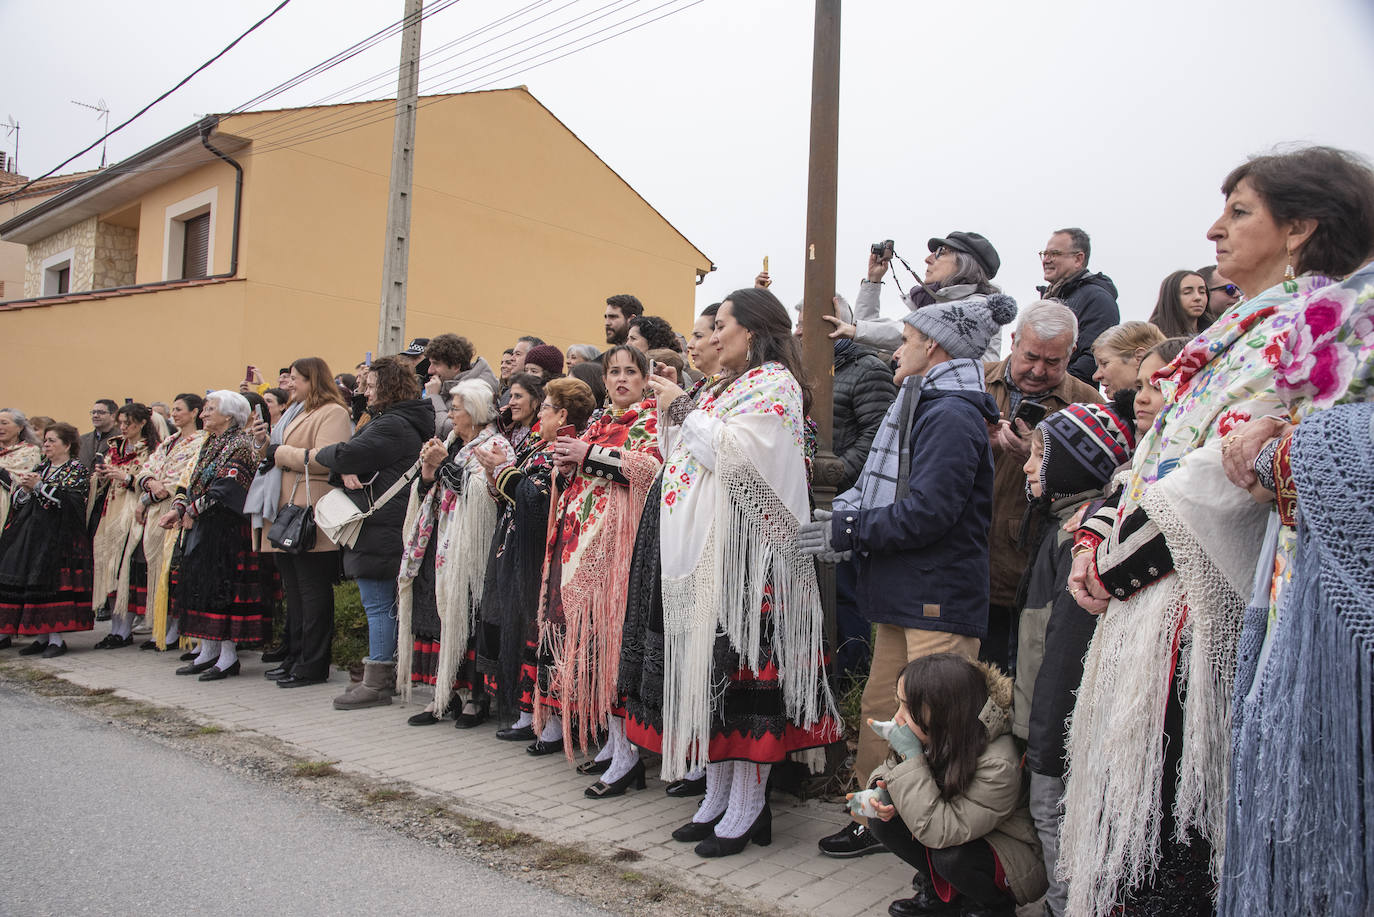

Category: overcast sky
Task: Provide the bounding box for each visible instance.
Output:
[4,0,1373,327]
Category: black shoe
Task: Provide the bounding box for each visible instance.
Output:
[525,738,564,756]
[0,635,11,650]
[453,696,490,729]
[495,724,535,742]
[695,804,771,857]
[886,871,959,917]
[139,639,162,651]
[407,710,440,726]
[818,820,886,858]
[585,759,646,799]
[40,642,68,659]
[199,660,242,681]
[665,775,707,798]
[176,659,217,676]
[277,674,328,688]
[93,633,134,649]
[671,811,723,842]
[260,645,288,663]
[95,607,112,622]
[576,758,611,776]
[263,665,293,681]
[179,650,197,661]
[18,639,47,656]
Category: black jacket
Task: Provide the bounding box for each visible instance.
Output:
[1039,270,1120,386]
[314,398,434,580]
[831,388,1000,637]
[833,341,898,493]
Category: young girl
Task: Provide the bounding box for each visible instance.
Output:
[1012,398,1137,916]
[856,654,1046,917]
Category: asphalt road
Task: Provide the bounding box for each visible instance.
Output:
[0,686,612,917]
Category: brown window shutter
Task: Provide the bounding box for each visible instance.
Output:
[182,213,210,279]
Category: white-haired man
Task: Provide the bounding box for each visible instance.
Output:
[984,300,1101,672]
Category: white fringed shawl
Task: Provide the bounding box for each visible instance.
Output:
[395,427,505,708]
[1061,276,1329,917]
[657,363,839,782]
[0,442,40,532]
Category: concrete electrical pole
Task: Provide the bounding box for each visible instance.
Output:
[800,0,844,656]
[377,0,424,356]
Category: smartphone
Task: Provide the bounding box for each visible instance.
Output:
[124,397,134,405]
[245,364,255,383]
[557,424,577,439]
[254,403,270,425]
[1010,400,1049,428]
[365,351,372,367]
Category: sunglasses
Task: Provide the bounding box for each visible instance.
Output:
[1208,284,1240,297]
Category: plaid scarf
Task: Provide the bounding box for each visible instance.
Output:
[835,358,985,514]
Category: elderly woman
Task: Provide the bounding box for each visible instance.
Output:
[475,377,596,740]
[397,379,510,727]
[0,423,92,656]
[91,403,161,649]
[0,408,42,532]
[160,392,271,680]
[566,344,600,368]
[531,345,661,767]
[315,357,434,711]
[1061,146,1374,917]
[1217,260,1374,914]
[135,394,206,651]
[261,357,352,689]
[633,288,841,856]
[835,232,1005,361]
[1091,321,1166,398]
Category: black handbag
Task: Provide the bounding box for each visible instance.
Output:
[267,450,317,553]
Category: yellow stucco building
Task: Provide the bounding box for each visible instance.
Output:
[0,88,713,423]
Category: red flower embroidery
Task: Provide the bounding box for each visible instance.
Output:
[1262,339,1285,367]
[664,491,677,506]
[1216,409,1252,436]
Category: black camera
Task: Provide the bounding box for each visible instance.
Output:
[871,239,894,260]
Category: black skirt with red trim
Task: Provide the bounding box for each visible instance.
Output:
[175,508,273,645]
[619,484,840,764]
[0,498,94,637]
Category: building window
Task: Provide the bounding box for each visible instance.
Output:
[163,188,217,281]
[41,248,76,296]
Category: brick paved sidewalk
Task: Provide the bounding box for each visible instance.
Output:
[27,631,925,917]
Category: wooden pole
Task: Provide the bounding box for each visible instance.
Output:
[377,0,423,356]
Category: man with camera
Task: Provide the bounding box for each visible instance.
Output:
[982,300,1101,672]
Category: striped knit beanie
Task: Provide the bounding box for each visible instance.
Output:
[1037,400,1136,501]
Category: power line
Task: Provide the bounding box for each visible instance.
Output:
[0,0,294,205]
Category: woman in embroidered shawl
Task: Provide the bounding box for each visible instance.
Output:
[1216,256,1374,916]
[530,345,661,767]
[91,403,161,649]
[161,391,273,681]
[134,394,206,651]
[475,377,597,740]
[638,288,841,857]
[0,422,92,656]
[1060,146,1374,917]
[0,409,42,534]
[397,379,511,727]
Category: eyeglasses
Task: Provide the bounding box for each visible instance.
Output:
[1208,284,1240,297]
[1038,249,1082,259]
[932,246,950,258]
[90,409,110,416]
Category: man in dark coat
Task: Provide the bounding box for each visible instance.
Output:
[801,291,1017,858]
[1036,227,1120,385]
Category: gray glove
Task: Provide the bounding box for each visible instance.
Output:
[798,509,851,563]
[869,718,925,760]
[847,785,892,818]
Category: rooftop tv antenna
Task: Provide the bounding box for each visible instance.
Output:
[2,117,17,173]
[71,99,111,168]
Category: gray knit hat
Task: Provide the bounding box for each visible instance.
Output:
[903,293,1017,359]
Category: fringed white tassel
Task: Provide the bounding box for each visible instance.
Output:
[394,479,427,703]
[431,476,499,718]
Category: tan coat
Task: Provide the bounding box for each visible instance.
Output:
[984,358,1102,606]
[264,402,352,553]
[870,665,1048,906]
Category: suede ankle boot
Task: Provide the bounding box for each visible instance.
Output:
[333,661,396,710]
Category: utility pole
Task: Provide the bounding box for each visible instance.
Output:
[800,0,843,658]
[377,0,424,356]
